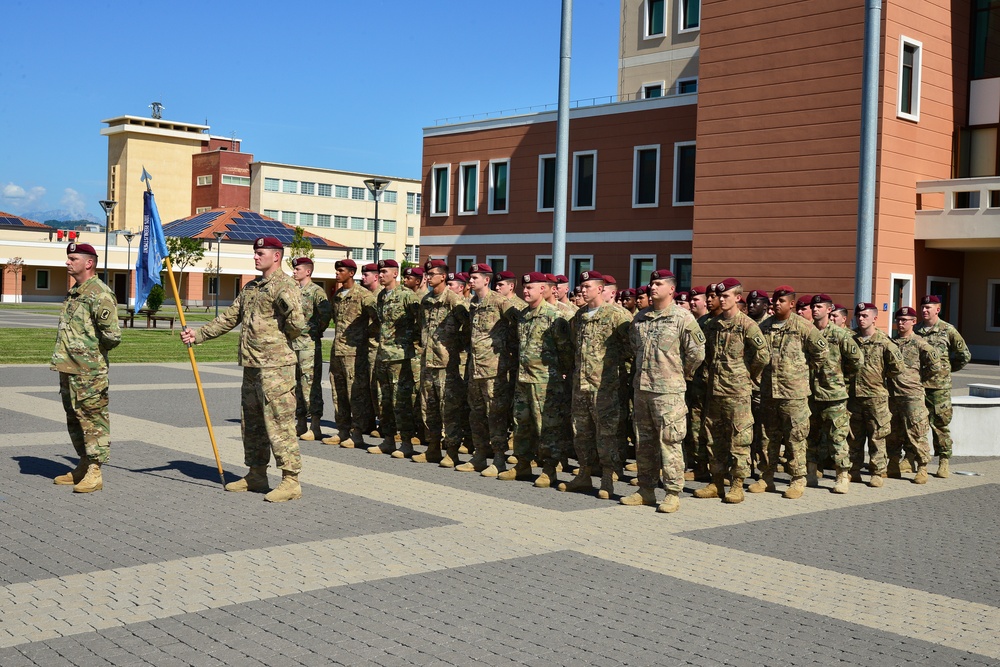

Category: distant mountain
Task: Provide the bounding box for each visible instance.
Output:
[23,209,102,225]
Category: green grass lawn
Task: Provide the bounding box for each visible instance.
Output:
[0,328,239,364]
[0,303,222,322]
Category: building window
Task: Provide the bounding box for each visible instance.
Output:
[486,255,507,272]
[538,154,556,211]
[898,37,922,121]
[405,244,421,262]
[207,276,218,296]
[459,162,479,214]
[643,83,663,99]
[335,185,349,198]
[407,192,422,214]
[631,255,656,288]
[679,0,700,32]
[407,226,415,237]
[350,217,365,230]
[318,183,332,197]
[384,190,397,204]
[671,255,692,291]
[221,174,250,186]
[673,142,696,206]
[281,211,297,225]
[264,209,279,219]
[489,159,510,213]
[334,215,348,229]
[351,186,367,200]
[366,218,376,232]
[317,214,331,228]
[380,248,394,260]
[282,180,298,194]
[535,256,552,274]
[264,177,279,192]
[572,151,597,210]
[633,145,660,207]
[432,165,450,216]
[195,206,211,214]
[456,256,476,273]
[645,0,665,37]
[677,78,698,94]
[36,269,50,290]
[300,181,315,195]
[381,219,397,233]
[351,247,365,260]
[569,256,593,288]
[299,213,314,226]
[196,175,212,186]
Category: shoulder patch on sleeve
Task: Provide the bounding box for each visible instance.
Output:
[751,333,765,349]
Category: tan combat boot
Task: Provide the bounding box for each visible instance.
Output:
[935,457,950,478]
[886,457,902,479]
[533,463,557,487]
[783,476,806,499]
[693,474,725,499]
[481,454,507,478]
[296,415,308,438]
[300,416,323,441]
[225,465,270,492]
[367,437,397,455]
[264,471,302,503]
[806,462,820,487]
[868,473,884,488]
[339,431,364,448]
[913,465,929,484]
[596,469,615,500]
[412,444,443,464]
[439,447,459,468]
[624,462,638,472]
[657,493,680,513]
[73,463,103,493]
[456,450,489,472]
[620,487,657,506]
[394,434,402,443]
[832,469,850,494]
[723,477,745,504]
[54,455,89,485]
[392,441,415,459]
[498,460,532,481]
[747,470,775,494]
[321,431,344,446]
[557,466,594,493]
[904,455,916,474]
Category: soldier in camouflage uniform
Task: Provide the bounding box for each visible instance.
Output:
[402,266,428,447]
[915,294,971,478]
[889,306,946,484]
[414,260,469,467]
[749,286,827,499]
[831,304,850,327]
[322,259,379,448]
[847,303,905,487]
[554,274,578,314]
[290,257,331,442]
[458,264,518,475]
[367,259,420,457]
[693,279,771,504]
[361,263,383,436]
[183,236,306,502]
[620,269,705,513]
[51,242,122,493]
[558,270,633,500]
[809,294,863,494]
[500,272,573,486]
[496,270,527,447]
[745,289,770,478]
[683,286,712,481]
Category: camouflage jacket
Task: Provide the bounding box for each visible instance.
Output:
[570,303,633,393]
[629,303,705,395]
[850,328,904,398]
[703,311,771,399]
[376,284,420,363]
[891,334,947,398]
[759,314,828,400]
[515,302,573,384]
[50,275,122,375]
[811,323,863,402]
[419,288,469,369]
[468,290,518,380]
[559,299,578,314]
[195,270,304,368]
[330,283,378,357]
[915,319,971,387]
[556,300,577,320]
[505,292,528,310]
[291,281,331,351]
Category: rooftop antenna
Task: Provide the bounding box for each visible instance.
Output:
[231,131,237,151]
[150,101,165,119]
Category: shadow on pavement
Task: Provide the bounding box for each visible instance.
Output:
[13,455,74,478]
[130,459,242,486]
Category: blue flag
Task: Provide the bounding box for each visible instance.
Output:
[135,190,168,310]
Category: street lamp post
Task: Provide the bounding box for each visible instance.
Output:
[98,200,117,285]
[122,230,135,309]
[212,231,225,317]
[363,178,390,263]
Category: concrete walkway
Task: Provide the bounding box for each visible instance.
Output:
[0,362,998,666]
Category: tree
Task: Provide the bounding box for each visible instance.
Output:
[4,257,24,303]
[166,237,205,312]
[285,226,314,270]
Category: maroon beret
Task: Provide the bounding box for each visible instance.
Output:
[335,258,357,271]
[649,268,674,282]
[718,277,741,293]
[469,263,493,274]
[834,303,848,312]
[921,294,941,305]
[690,286,705,297]
[855,302,877,314]
[706,283,717,294]
[254,236,283,250]
[555,274,569,284]
[675,291,690,303]
[811,293,833,306]
[496,270,516,282]
[362,263,379,272]
[403,266,424,278]
[637,285,649,296]
[522,272,551,284]
[457,272,470,282]
[796,295,813,308]
[579,270,604,283]
[291,256,313,268]
[66,242,97,256]
[747,289,769,302]
[603,274,618,285]
[621,288,636,298]
[377,259,399,269]
[772,285,795,299]
[895,306,918,318]
[425,259,448,272]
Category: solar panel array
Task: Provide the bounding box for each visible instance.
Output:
[161,210,224,238]
[0,216,45,228]
[224,211,329,247]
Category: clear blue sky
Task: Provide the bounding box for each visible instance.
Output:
[0,0,619,221]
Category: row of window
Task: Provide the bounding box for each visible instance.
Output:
[645,0,700,38]
[642,78,697,99]
[262,178,409,205]
[196,174,251,187]
[430,142,696,216]
[259,210,407,234]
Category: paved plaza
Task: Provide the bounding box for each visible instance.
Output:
[1,360,999,666]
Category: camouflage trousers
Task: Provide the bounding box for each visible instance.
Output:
[59,372,111,464]
[571,387,622,473]
[847,395,890,475]
[925,387,953,459]
[368,346,381,425]
[750,391,763,473]
[421,365,466,449]
[295,346,324,420]
[761,397,810,478]
[703,395,754,480]
[375,359,416,442]
[618,380,635,460]
[512,380,567,465]
[809,398,851,471]
[329,353,373,437]
[242,366,301,474]
[684,381,708,470]
[634,390,688,494]
[887,396,931,466]
[411,355,426,443]
[468,374,514,457]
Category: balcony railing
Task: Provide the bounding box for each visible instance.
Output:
[915,176,1000,241]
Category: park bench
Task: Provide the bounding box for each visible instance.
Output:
[147,313,176,330]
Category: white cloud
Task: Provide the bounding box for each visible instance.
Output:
[0,182,46,213]
[60,188,86,216]
[2,183,26,198]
